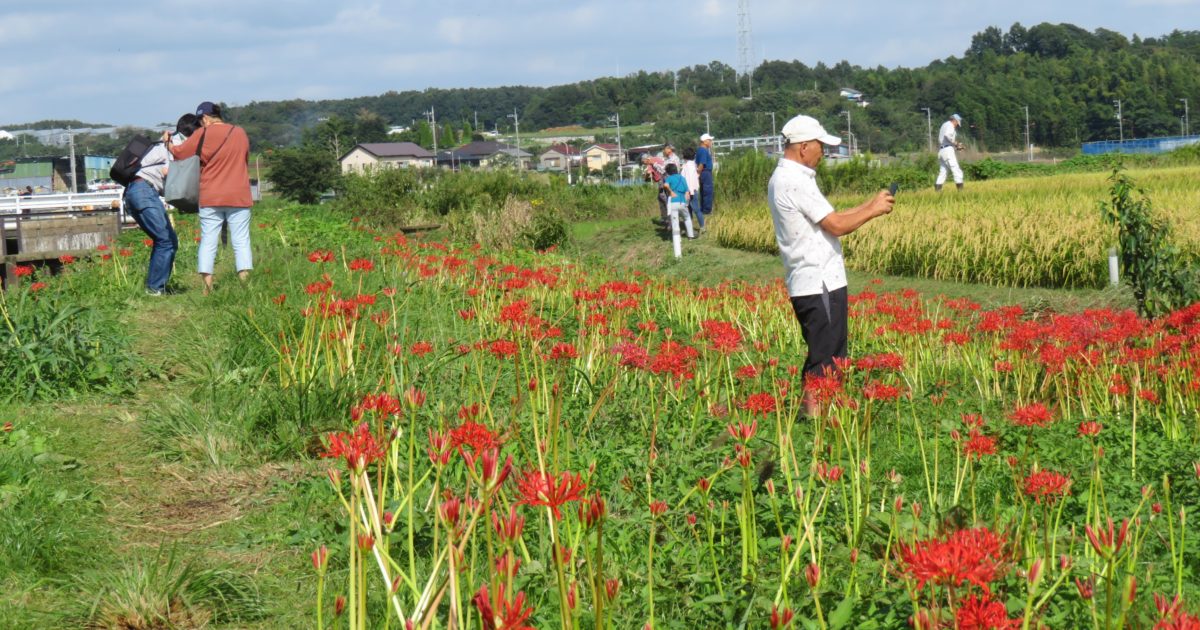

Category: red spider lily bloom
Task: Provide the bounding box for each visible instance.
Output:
[311,545,328,572]
[427,429,452,466]
[739,392,777,416]
[1078,421,1103,437]
[697,319,743,353]
[697,477,711,493]
[357,533,375,551]
[1008,402,1055,428]
[804,372,844,406]
[404,387,426,408]
[805,563,820,588]
[856,352,905,372]
[479,448,513,489]
[143,238,154,247]
[899,527,1008,593]
[307,249,335,263]
[647,340,700,381]
[472,586,535,630]
[606,578,621,600]
[450,421,501,460]
[649,500,668,517]
[489,339,519,359]
[321,423,387,472]
[272,294,287,305]
[579,493,606,528]
[1085,517,1130,558]
[770,605,795,629]
[458,308,476,321]
[862,380,903,402]
[97,244,109,251]
[348,258,375,271]
[726,419,758,442]
[30,282,47,292]
[306,279,333,294]
[334,595,346,616]
[458,403,482,420]
[994,360,1014,373]
[610,341,650,370]
[410,341,434,357]
[735,364,760,379]
[1075,576,1095,600]
[119,248,132,257]
[1023,470,1072,504]
[548,342,578,361]
[815,461,844,483]
[955,594,1016,630]
[963,430,997,460]
[351,393,403,421]
[58,254,75,264]
[515,469,587,519]
[13,265,33,277]
[1138,389,1161,405]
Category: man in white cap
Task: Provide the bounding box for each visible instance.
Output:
[768,114,893,416]
[935,113,965,192]
[696,133,715,217]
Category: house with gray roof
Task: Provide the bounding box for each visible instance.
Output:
[340,142,436,173]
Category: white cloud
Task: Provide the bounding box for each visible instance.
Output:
[438,17,467,44]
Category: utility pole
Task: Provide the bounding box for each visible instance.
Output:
[1180,98,1190,136]
[473,110,479,133]
[609,112,623,182]
[1024,105,1032,161]
[767,111,778,152]
[704,111,710,135]
[507,108,521,171]
[920,107,932,153]
[842,110,852,156]
[1114,99,1123,142]
[67,127,77,194]
[425,107,437,154]
[673,71,678,96]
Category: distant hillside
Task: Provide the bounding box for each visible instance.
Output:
[218,24,1200,153]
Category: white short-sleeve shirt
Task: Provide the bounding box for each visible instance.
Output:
[767,158,847,297]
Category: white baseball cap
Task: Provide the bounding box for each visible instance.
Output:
[780,115,842,146]
[951,113,963,123]
[699,133,713,142]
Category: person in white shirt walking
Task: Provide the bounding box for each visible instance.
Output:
[935,113,965,192]
[768,115,894,416]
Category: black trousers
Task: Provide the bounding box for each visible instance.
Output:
[789,286,849,379]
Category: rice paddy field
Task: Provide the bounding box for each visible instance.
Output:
[711,166,1200,290]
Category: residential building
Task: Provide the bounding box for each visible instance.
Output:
[340,142,436,173]
[438,141,532,170]
[538,144,582,171]
[582,143,621,171]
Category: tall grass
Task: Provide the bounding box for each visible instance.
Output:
[713,166,1200,289]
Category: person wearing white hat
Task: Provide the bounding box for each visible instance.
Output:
[768,115,894,416]
[935,113,965,192]
[696,133,715,217]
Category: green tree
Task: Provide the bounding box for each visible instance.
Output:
[267,145,339,204]
[416,121,434,149]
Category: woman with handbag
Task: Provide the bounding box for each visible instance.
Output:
[162,101,253,295]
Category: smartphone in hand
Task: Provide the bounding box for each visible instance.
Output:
[888,182,899,196]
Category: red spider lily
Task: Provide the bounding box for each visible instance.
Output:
[606,578,621,600]
[735,364,760,379]
[548,342,578,361]
[697,319,743,353]
[311,545,328,572]
[649,500,668,517]
[58,254,75,264]
[515,469,587,519]
[272,294,287,305]
[647,340,701,381]
[13,265,33,277]
[1078,421,1103,437]
[815,461,844,483]
[97,244,109,251]
[450,421,501,462]
[119,248,132,257]
[1153,593,1200,630]
[1085,517,1130,558]
[306,279,333,294]
[610,341,650,370]
[770,606,795,629]
[490,506,524,544]
[348,258,375,271]
[1138,389,1161,405]
[351,393,403,421]
[321,423,387,472]
[856,352,905,372]
[143,238,154,247]
[804,372,844,406]
[495,551,522,579]
[458,403,482,420]
[427,429,452,466]
[30,282,46,292]
[307,249,335,263]
[696,477,711,494]
[1023,470,1072,505]
[489,339,520,359]
[472,585,535,630]
[410,341,434,357]
[1008,402,1055,428]
[479,448,513,489]
[579,493,606,528]
[357,533,375,551]
[404,387,426,408]
[1075,576,1095,600]
[726,419,758,443]
[805,563,821,588]
[862,380,903,402]
[739,393,777,416]
[334,595,346,616]
[963,430,997,460]
[899,527,1008,593]
[955,594,1016,630]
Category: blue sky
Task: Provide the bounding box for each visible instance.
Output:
[1,0,1196,127]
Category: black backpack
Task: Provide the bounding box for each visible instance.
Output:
[109,135,156,186]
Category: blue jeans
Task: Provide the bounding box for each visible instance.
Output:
[699,170,714,214]
[124,179,177,291]
[198,207,253,274]
[688,194,705,229]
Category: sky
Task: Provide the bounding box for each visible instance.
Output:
[2,0,1197,128]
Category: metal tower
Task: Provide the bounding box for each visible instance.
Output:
[737,0,753,99]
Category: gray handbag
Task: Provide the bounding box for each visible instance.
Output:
[164,127,232,214]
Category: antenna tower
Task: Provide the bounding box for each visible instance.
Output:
[737,0,753,98]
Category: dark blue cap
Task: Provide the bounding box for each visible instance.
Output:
[195,101,218,117]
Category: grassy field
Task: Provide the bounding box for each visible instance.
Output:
[3,196,1197,628]
[711,165,1200,289]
